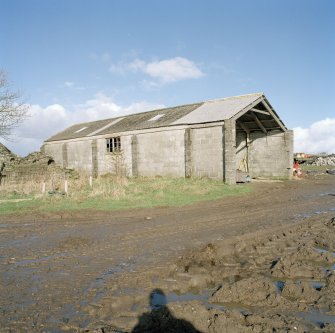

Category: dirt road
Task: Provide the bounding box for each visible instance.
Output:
[1,175,335,332]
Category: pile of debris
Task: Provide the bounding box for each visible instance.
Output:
[0,143,16,164]
[310,155,335,166]
[0,143,70,185]
[0,143,17,179]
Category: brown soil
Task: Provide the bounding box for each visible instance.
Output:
[1,175,335,332]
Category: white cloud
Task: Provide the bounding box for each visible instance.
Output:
[109,57,204,84]
[64,81,74,87]
[129,57,204,83]
[3,93,164,156]
[293,118,335,154]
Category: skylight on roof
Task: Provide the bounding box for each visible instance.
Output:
[75,126,88,133]
[86,117,124,136]
[148,114,165,121]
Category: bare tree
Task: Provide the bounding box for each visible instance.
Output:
[0,70,28,139]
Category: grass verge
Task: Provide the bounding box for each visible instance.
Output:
[300,164,331,172]
[0,177,251,215]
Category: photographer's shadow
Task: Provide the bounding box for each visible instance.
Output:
[131,289,202,333]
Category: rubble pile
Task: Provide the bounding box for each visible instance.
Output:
[0,143,69,185]
[0,143,16,165]
[310,155,335,166]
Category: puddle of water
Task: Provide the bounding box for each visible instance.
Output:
[314,247,335,259]
[150,290,167,309]
[0,222,34,228]
[314,211,327,215]
[208,301,256,314]
[323,264,335,275]
[85,259,136,305]
[295,206,335,219]
[13,252,67,266]
[314,247,328,254]
[150,289,212,310]
[311,281,325,291]
[3,235,41,249]
[275,281,285,292]
[275,278,326,291]
[318,247,335,272]
[297,310,335,328]
[153,289,257,317]
[320,193,335,197]
[167,291,210,304]
[294,213,313,220]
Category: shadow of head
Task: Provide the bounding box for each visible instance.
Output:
[149,288,167,309]
[131,289,203,333]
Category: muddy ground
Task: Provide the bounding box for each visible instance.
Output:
[1,175,335,332]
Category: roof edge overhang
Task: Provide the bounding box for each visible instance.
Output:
[44,93,288,144]
[43,121,226,144]
[232,94,287,132]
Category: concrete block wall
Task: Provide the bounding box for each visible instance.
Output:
[136,129,185,177]
[95,136,132,176]
[43,126,293,182]
[66,140,93,173]
[122,135,133,177]
[44,142,64,167]
[223,119,237,184]
[236,131,248,171]
[248,130,293,179]
[191,126,223,179]
[95,139,108,174]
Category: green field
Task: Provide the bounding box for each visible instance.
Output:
[0,177,251,215]
[300,164,331,172]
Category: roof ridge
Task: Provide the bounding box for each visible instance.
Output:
[205,92,264,104]
[51,94,264,130]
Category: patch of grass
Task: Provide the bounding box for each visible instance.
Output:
[0,197,36,214]
[0,177,250,215]
[300,164,331,172]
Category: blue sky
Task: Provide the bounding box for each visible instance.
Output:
[1,0,334,155]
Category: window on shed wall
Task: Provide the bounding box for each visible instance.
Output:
[106,137,121,153]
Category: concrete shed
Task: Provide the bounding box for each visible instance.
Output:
[43,93,293,184]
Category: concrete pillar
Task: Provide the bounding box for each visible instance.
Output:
[223,119,237,185]
[62,143,68,168]
[91,140,98,178]
[131,135,138,177]
[184,128,192,178]
[284,130,294,180]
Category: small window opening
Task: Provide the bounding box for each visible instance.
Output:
[106,137,121,153]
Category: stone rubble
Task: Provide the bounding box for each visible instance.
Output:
[310,155,335,166]
[0,142,72,186]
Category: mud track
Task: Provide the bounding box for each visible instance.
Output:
[1,175,335,332]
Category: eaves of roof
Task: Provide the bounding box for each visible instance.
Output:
[44,93,285,142]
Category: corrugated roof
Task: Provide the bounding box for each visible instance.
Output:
[172,93,263,125]
[45,93,284,142]
[45,102,202,142]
